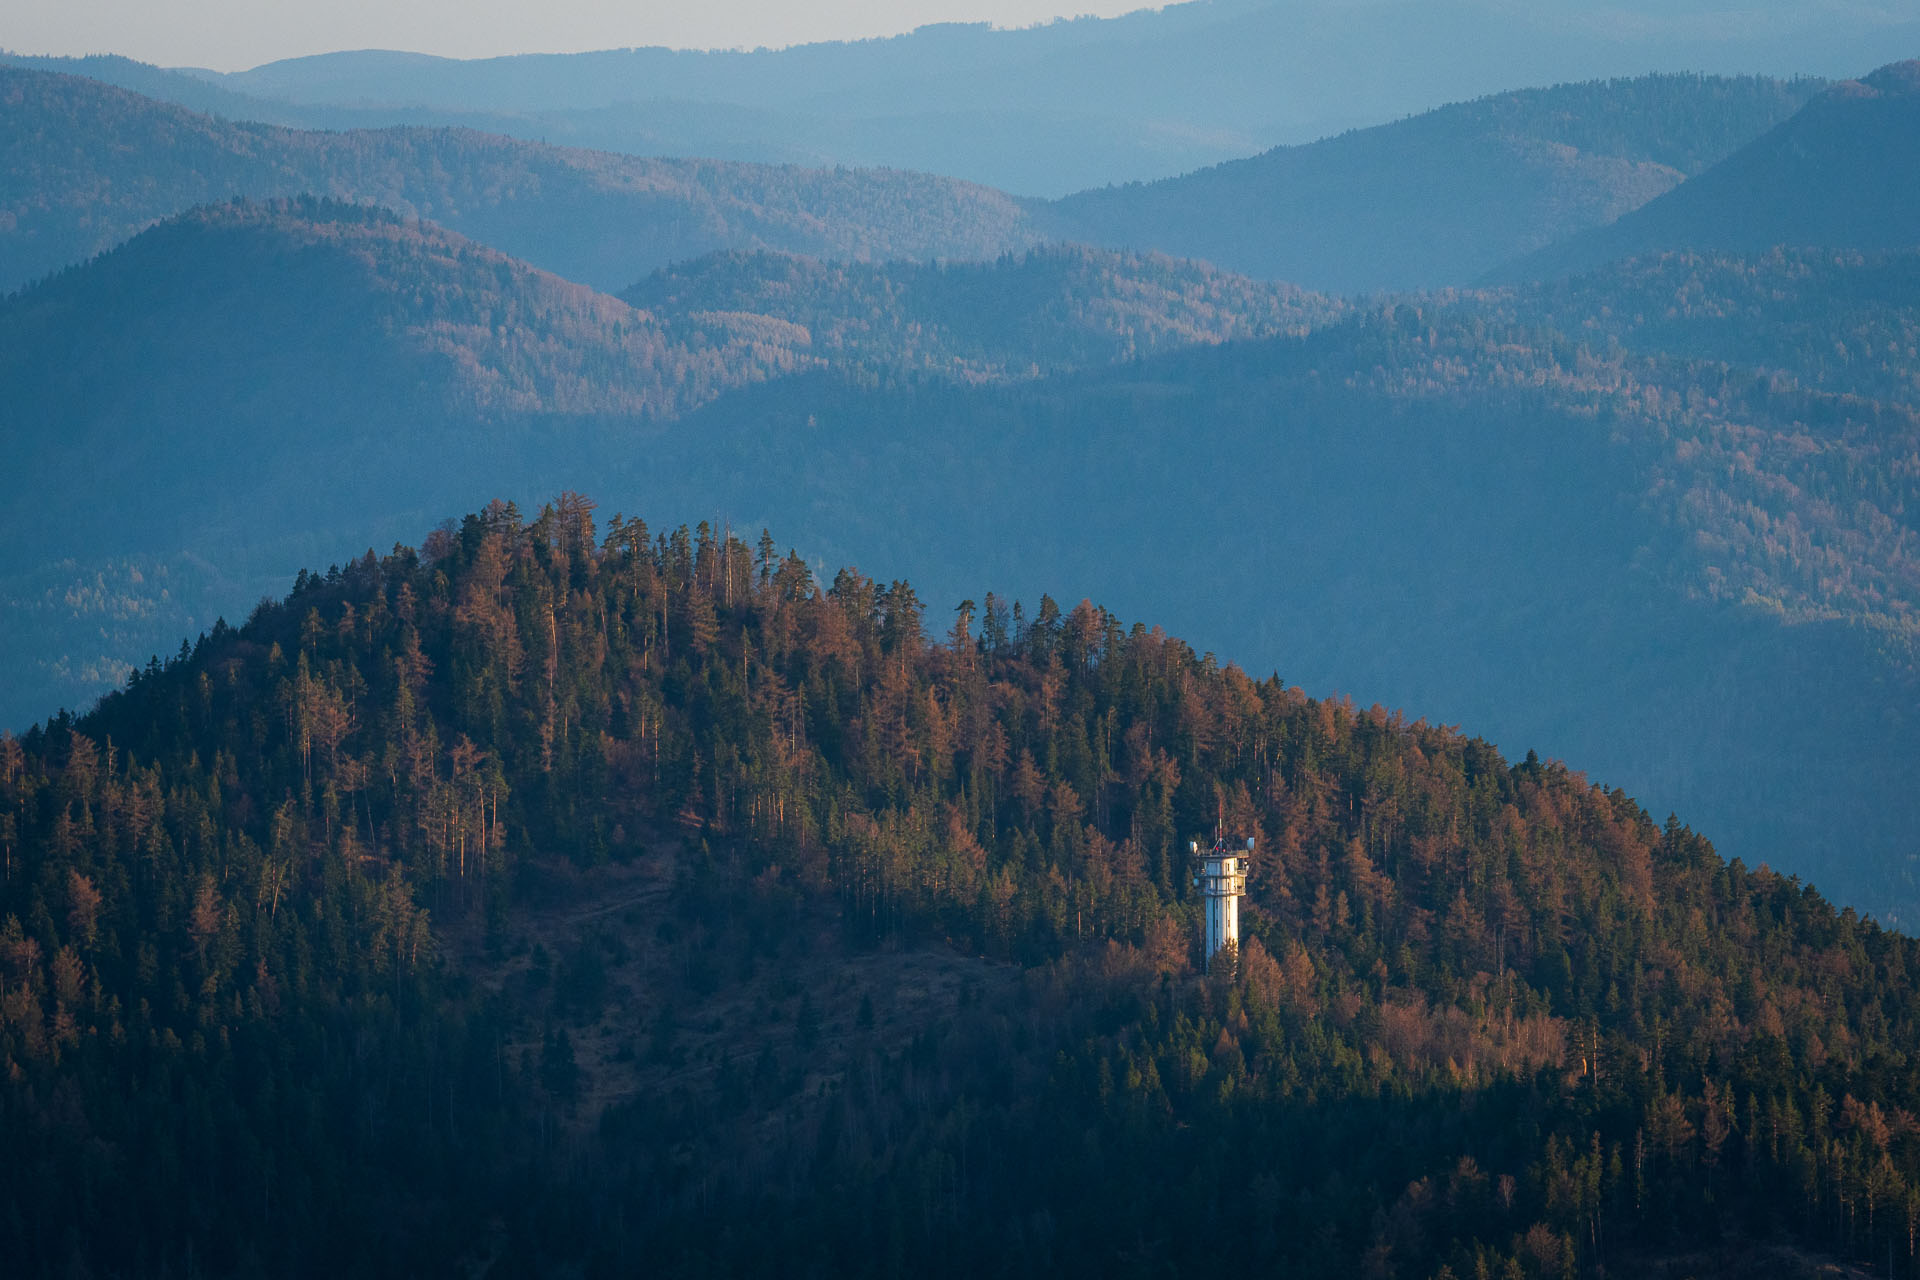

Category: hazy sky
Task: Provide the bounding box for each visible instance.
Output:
[4,0,1157,71]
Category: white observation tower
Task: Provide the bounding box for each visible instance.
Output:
[1192,831,1252,972]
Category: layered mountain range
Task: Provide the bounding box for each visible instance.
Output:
[6,55,1920,920]
[0,63,1852,297]
[7,16,1920,1278]
[0,65,1038,296]
[1040,73,1825,292]
[9,0,1915,191]
[5,187,1919,927]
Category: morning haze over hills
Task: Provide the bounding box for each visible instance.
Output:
[1039,74,1826,292]
[6,3,1920,1275]
[0,61,1854,299]
[8,0,1912,193]
[0,65,1040,295]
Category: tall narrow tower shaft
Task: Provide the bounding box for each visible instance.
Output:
[1192,834,1252,971]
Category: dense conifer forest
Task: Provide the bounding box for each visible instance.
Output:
[7,498,1920,1277]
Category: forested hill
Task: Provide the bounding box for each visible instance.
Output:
[0,195,813,720]
[1038,74,1823,293]
[0,199,1339,562]
[7,498,1920,1277]
[620,246,1344,380]
[0,64,1039,295]
[0,197,812,556]
[1506,62,1920,282]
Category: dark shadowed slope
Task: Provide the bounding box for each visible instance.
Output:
[1039,74,1824,293]
[1504,62,1920,281]
[0,65,1040,295]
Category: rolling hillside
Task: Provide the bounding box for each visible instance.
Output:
[0,197,812,711]
[1038,74,1824,293]
[0,64,1040,295]
[1505,62,1920,281]
[0,197,811,522]
[620,246,1343,380]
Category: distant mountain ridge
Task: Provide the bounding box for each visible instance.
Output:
[0,65,1039,296]
[26,0,1909,194]
[0,63,1837,301]
[1503,62,1920,280]
[0,198,804,589]
[1039,74,1825,293]
[0,51,309,122]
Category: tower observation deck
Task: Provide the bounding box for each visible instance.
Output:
[1191,833,1252,971]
